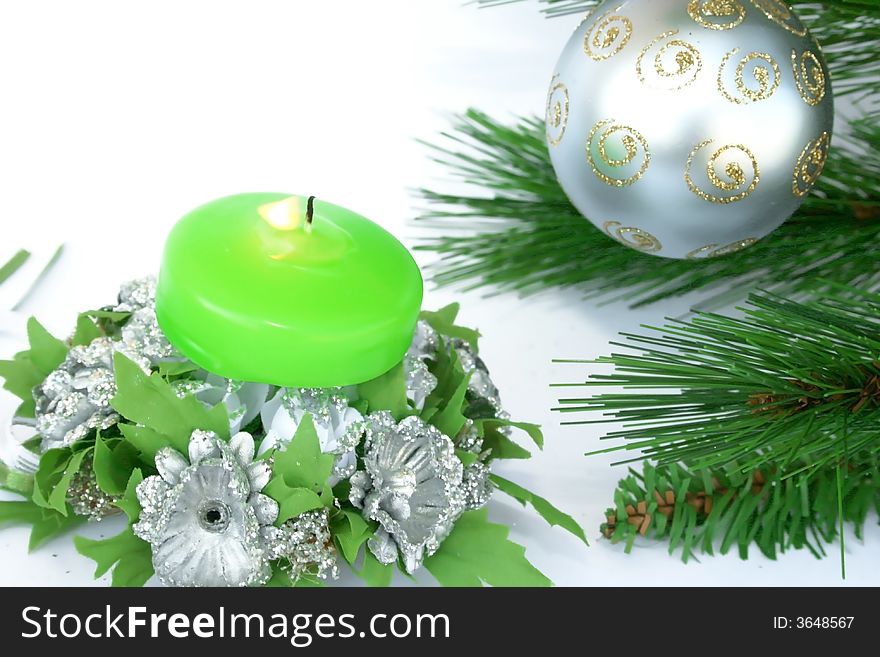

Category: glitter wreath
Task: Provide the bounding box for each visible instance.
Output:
[0,278,584,587]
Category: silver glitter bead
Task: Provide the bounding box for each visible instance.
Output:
[67,460,118,521]
[263,508,339,581]
[349,412,468,573]
[133,430,277,587]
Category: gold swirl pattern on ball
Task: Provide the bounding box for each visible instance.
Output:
[749,0,807,36]
[603,221,662,253]
[637,30,703,90]
[686,238,758,259]
[687,0,746,31]
[791,49,826,106]
[587,119,651,187]
[545,75,569,147]
[792,132,830,197]
[685,140,760,204]
[583,7,632,61]
[717,48,780,104]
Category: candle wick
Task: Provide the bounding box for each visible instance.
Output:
[306,196,315,225]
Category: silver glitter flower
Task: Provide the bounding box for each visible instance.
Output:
[263,508,339,582]
[259,387,363,480]
[404,320,439,410]
[34,337,150,451]
[133,430,277,587]
[114,277,157,312]
[113,277,176,365]
[172,374,268,434]
[453,339,504,417]
[349,412,467,573]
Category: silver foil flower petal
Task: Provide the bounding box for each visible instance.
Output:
[350,412,467,573]
[134,431,275,587]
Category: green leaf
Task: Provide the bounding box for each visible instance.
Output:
[358,550,394,587]
[490,474,588,545]
[111,352,229,447]
[71,314,102,346]
[358,361,409,418]
[424,508,551,587]
[116,469,144,525]
[158,361,200,377]
[29,508,84,551]
[481,426,531,460]
[0,249,29,285]
[481,418,543,449]
[46,448,89,515]
[26,317,68,375]
[431,373,470,438]
[330,508,374,564]
[0,500,84,550]
[119,424,174,463]
[266,566,294,587]
[93,436,140,496]
[271,414,334,494]
[420,304,481,351]
[455,449,479,468]
[263,480,324,524]
[0,500,42,526]
[0,355,43,401]
[74,529,153,587]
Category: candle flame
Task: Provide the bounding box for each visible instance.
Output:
[258,196,305,231]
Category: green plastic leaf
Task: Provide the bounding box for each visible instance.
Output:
[26,317,68,375]
[116,469,144,525]
[158,361,200,377]
[266,566,294,587]
[358,550,394,587]
[119,424,174,463]
[32,447,89,515]
[71,314,102,346]
[272,414,334,494]
[455,449,479,468]
[46,449,89,515]
[431,373,470,438]
[331,508,374,564]
[29,508,84,551]
[263,480,324,524]
[481,418,543,449]
[481,426,531,460]
[424,508,551,587]
[420,304,481,351]
[358,361,409,418]
[0,500,84,551]
[93,436,140,496]
[74,530,153,587]
[0,353,45,401]
[490,474,587,545]
[111,352,229,447]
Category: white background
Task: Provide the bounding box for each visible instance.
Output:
[0,0,876,586]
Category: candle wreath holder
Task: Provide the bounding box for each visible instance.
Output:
[0,277,585,586]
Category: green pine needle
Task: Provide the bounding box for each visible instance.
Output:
[417,2,880,307]
[602,458,879,563]
[555,289,880,474]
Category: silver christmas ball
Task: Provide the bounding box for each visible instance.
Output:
[546,0,834,259]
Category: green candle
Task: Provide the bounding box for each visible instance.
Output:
[155,192,423,387]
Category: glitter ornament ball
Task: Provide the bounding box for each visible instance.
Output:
[545,0,834,259]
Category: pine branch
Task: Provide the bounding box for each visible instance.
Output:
[417,2,880,306]
[554,289,880,474]
[602,459,880,562]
